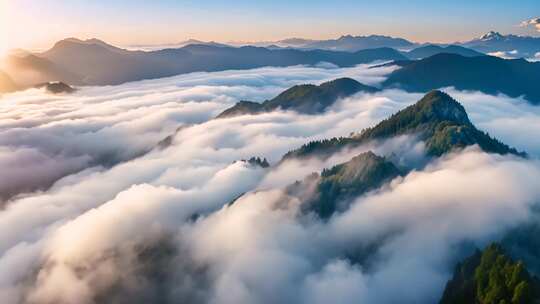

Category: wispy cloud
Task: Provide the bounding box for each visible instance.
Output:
[520,17,540,32]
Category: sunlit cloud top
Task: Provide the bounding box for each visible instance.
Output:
[521,17,540,32]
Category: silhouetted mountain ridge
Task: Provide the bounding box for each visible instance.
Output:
[461,31,540,58]
[217,78,379,117]
[6,38,407,88]
[384,53,540,104]
[404,44,484,59]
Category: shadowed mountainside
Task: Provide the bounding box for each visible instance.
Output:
[404,44,484,59]
[291,151,401,218]
[5,38,407,88]
[217,78,379,117]
[283,90,522,160]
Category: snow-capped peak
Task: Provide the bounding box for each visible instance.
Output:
[479,31,504,41]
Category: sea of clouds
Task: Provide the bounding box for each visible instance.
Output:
[1,62,540,304]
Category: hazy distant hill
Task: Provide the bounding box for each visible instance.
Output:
[404,44,484,59]
[7,38,407,87]
[461,31,540,58]
[4,53,84,86]
[128,39,231,51]
[301,34,415,51]
[233,34,415,51]
[217,78,379,118]
[383,53,540,104]
[5,36,540,102]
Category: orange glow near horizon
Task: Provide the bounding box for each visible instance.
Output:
[1,0,538,54]
[0,1,12,56]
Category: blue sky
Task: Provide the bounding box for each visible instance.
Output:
[1,0,539,50]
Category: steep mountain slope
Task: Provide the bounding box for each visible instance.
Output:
[15,38,406,87]
[217,78,379,117]
[297,151,401,218]
[301,34,415,52]
[404,44,484,59]
[383,53,540,104]
[462,31,540,58]
[440,244,540,304]
[40,38,182,85]
[284,90,521,160]
[217,101,264,118]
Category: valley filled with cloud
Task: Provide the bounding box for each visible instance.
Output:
[1,62,540,304]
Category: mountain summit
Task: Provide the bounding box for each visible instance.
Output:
[284,90,521,160]
[217,78,379,118]
[478,31,505,41]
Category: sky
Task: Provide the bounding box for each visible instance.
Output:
[0,0,539,53]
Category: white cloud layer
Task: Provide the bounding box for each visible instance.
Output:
[0,63,539,304]
[487,49,519,59]
[0,64,395,203]
[520,17,540,32]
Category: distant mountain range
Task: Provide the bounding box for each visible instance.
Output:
[288,34,414,52]
[403,44,484,60]
[235,31,540,58]
[461,31,540,58]
[218,52,540,111]
[129,39,230,51]
[231,34,416,51]
[2,33,540,103]
[1,38,407,90]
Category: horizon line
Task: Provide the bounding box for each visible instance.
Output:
[9,30,540,54]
